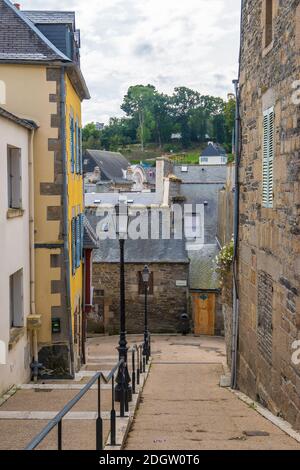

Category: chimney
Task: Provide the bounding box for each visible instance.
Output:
[14,3,21,9]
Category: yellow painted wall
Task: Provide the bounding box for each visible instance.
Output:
[0,64,61,343]
[65,74,84,342]
[0,65,84,350]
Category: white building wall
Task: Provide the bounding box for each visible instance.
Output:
[0,116,31,395]
[199,156,227,165]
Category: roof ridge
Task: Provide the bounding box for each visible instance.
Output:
[2,0,71,62]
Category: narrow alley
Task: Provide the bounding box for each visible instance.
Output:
[125,336,300,451]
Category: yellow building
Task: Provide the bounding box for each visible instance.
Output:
[0,1,90,376]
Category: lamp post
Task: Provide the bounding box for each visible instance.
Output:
[142,265,150,363]
[114,203,132,403]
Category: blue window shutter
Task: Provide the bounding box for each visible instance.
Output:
[79,128,83,175]
[70,116,74,173]
[80,213,84,259]
[76,216,80,268]
[75,120,80,174]
[71,218,76,275]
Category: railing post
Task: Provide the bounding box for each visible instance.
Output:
[143,354,146,374]
[110,375,116,446]
[96,375,103,451]
[139,345,143,374]
[119,363,125,418]
[132,348,136,395]
[136,347,140,385]
[58,420,62,451]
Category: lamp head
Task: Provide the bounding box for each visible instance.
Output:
[142,265,150,283]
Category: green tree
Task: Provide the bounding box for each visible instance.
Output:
[121,85,156,151]
[82,122,101,151]
[224,97,236,150]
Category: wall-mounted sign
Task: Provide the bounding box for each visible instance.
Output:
[176,280,187,287]
[52,318,61,334]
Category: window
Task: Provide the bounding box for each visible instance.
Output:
[9,269,23,328]
[138,272,154,295]
[70,115,75,173]
[201,157,208,163]
[72,213,84,275]
[265,0,273,48]
[7,147,22,209]
[263,107,275,208]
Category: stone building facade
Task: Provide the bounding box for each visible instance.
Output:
[235,0,300,429]
[92,262,189,335]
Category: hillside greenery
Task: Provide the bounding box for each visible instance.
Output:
[82,85,236,160]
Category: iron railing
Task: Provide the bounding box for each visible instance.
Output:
[25,341,150,451]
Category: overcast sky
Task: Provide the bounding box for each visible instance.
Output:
[21,0,241,125]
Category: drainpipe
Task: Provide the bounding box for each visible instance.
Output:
[28,127,40,382]
[231,0,244,390]
[231,79,240,389]
[61,67,75,378]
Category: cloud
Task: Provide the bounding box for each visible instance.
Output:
[21,0,241,124]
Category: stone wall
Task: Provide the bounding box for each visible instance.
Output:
[237,0,300,429]
[92,262,189,334]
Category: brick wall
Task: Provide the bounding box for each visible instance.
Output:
[236,0,300,429]
[92,262,189,334]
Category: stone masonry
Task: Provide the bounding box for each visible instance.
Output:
[92,262,189,335]
[236,0,300,429]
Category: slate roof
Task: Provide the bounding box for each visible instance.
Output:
[84,150,130,182]
[83,215,99,250]
[201,143,226,157]
[188,244,220,290]
[85,211,189,264]
[0,0,70,62]
[23,11,75,26]
[0,106,38,129]
[174,165,227,183]
[85,191,160,208]
[0,1,90,100]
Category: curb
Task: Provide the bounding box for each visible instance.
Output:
[230,388,300,444]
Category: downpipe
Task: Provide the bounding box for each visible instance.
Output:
[231,78,241,390]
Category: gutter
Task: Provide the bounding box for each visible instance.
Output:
[231,0,244,390]
[60,67,75,378]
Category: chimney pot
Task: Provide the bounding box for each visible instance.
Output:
[14,3,21,10]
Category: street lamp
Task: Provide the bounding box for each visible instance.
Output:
[114,202,132,403]
[142,265,151,364]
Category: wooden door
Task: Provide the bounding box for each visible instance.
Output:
[193,293,215,336]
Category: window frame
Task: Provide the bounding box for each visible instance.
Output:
[7,145,22,210]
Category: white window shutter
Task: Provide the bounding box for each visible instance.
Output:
[262,107,274,208]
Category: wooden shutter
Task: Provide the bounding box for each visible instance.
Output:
[79,128,83,174]
[80,213,84,259]
[75,120,80,174]
[262,107,274,208]
[76,216,81,268]
[70,116,75,173]
[71,218,76,274]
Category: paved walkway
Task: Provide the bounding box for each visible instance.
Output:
[0,335,143,450]
[125,335,300,450]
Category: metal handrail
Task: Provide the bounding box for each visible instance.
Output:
[25,340,151,451]
[25,359,124,451]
